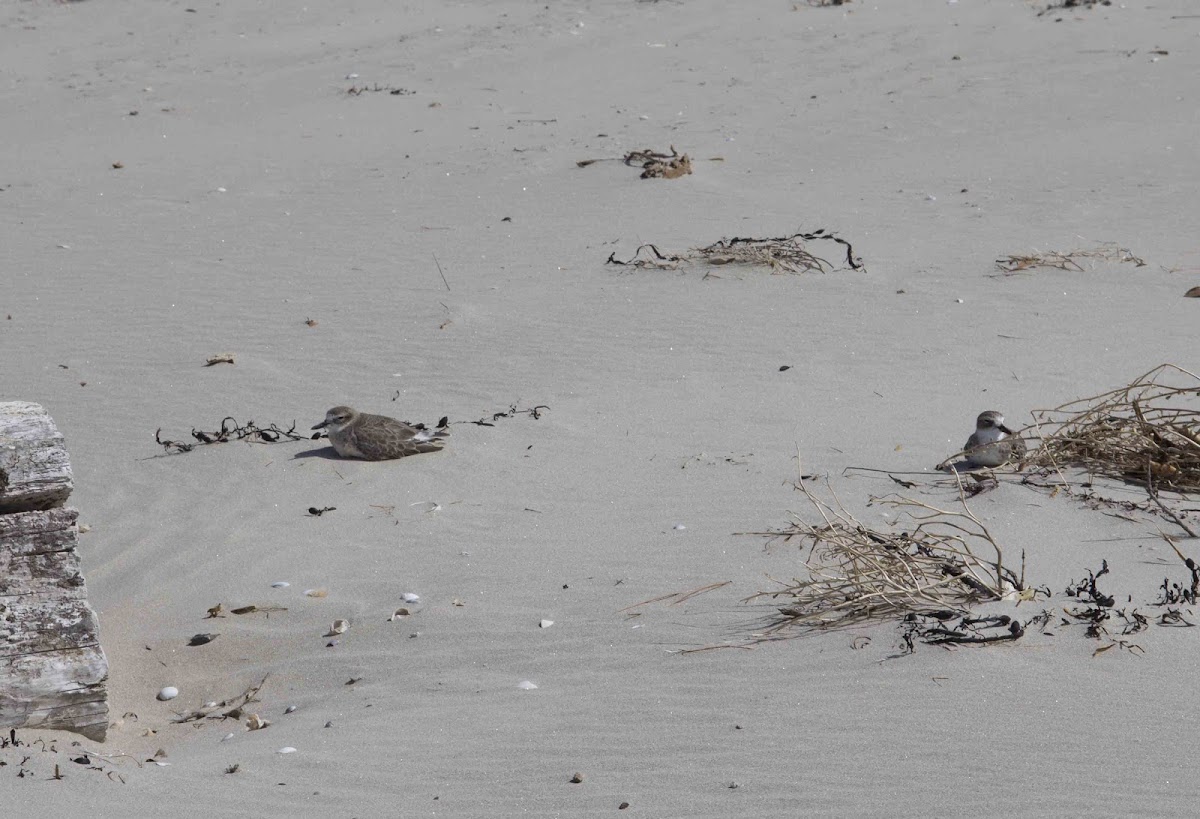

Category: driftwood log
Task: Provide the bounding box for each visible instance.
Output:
[0,401,109,741]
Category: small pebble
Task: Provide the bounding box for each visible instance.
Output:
[157,686,179,701]
[569,772,585,784]
[619,803,630,811]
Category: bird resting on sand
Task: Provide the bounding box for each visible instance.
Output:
[313,406,448,460]
[963,409,1026,467]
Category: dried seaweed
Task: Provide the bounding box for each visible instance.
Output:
[347,84,413,96]
[155,417,312,454]
[577,145,692,179]
[900,612,1025,651]
[607,230,863,275]
[631,147,692,179]
[1155,535,1199,607]
[462,404,549,427]
[1037,0,1112,16]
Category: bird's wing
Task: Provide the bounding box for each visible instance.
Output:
[357,416,446,459]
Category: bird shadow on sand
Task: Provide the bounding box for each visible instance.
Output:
[292,446,343,461]
[939,459,986,474]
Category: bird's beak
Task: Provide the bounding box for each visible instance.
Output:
[312,420,328,430]
[998,424,1015,435]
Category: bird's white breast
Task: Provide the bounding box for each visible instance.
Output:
[967,427,1009,466]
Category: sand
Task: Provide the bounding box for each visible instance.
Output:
[3,0,1199,814]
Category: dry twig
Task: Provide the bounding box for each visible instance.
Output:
[172,674,269,723]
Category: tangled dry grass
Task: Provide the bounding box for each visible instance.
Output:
[993,243,1145,276]
[1027,364,1200,494]
[745,477,1026,639]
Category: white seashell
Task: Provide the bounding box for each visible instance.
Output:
[401,592,420,603]
[271,581,290,588]
[329,619,349,635]
[157,686,179,701]
[277,747,297,754]
[221,732,234,742]
[305,588,328,598]
[245,713,271,730]
[284,705,297,714]
[672,523,686,530]
[78,524,92,533]
[539,619,554,629]
[390,608,411,621]
[517,680,538,690]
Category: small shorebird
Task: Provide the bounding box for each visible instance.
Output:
[312,406,448,460]
[963,410,1026,467]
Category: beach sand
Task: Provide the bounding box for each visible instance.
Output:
[3,0,1198,814]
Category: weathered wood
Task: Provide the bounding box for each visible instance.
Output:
[0,401,74,514]
[0,507,86,597]
[1,406,108,742]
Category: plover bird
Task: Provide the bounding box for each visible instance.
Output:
[963,410,1026,467]
[312,406,448,460]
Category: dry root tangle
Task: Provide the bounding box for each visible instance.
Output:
[1027,364,1200,494]
[747,476,1025,638]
